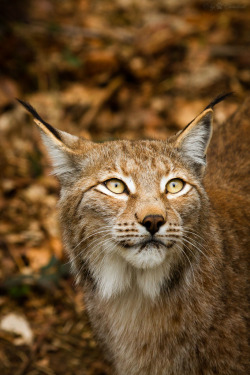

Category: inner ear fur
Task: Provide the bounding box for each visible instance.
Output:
[174,108,213,167]
[173,92,233,168]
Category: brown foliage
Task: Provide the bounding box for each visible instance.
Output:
[0,0,249,374]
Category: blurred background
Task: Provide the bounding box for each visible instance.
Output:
[0,0,249,374]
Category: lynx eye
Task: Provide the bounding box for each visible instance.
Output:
[105,179,126,194]
[166,178,184,194]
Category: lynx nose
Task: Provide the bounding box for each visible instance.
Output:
[142,215,165,235]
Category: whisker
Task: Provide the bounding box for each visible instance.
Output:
[70,228,111,253]
[181,236,212,263]
[181,228,206,243]
[181,235,209,256]
[82,226,113,242]
[66,232,112,265]
[88,238,114,265]
[75,238,113,280]
[77,234,112,259]
[175,243,195,283]
[72,226,113,251]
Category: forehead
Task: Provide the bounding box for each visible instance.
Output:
[90,140,178,183]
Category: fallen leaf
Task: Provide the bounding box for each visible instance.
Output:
[0,313,34,345]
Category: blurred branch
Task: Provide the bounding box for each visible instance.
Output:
[12,21,134,43]
[209,45,250,57]
[80,76,123,130]
[14,320,54,375]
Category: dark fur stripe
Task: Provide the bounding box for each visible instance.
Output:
[16,99,62,141]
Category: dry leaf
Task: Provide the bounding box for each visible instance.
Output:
[0,313,33,345]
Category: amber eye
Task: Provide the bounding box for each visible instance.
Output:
[166,179,184,194]
[105,179,126,194]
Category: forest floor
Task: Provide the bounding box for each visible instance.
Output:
[0,0,249,374]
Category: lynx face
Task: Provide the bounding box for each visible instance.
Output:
[71,141,203,274]
[18,99,212,299]
[57,132,210,299]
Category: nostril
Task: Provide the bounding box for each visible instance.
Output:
[142,215,165,235]
[144,219,152,230]
[156,218,164,230]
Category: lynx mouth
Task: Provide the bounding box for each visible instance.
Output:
[119,238,176,251]
[119,238,177,269]
[139,239,176,252]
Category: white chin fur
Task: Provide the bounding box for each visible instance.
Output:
[121,245,167,270]
[90,244,174,301]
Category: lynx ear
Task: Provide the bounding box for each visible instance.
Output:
[17,99,91,181]
[174,108,213,168]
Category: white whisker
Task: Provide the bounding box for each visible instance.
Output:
[181,236,212,264]
[175,243,195,283]
[65,231,112,265]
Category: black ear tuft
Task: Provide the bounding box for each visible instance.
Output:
[183,92,233,130]
[16,98,62,141]
[203,92,233,111]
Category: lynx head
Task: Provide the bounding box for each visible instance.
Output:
[18,94,229,300]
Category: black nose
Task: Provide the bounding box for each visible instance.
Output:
[142,215,165,235]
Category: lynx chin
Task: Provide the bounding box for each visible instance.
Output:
[19,94,250,375]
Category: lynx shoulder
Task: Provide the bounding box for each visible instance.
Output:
[19,96,250,375]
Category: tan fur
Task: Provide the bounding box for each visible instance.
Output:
[21,98,250,374]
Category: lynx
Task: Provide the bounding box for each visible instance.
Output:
[19,95,249,375]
